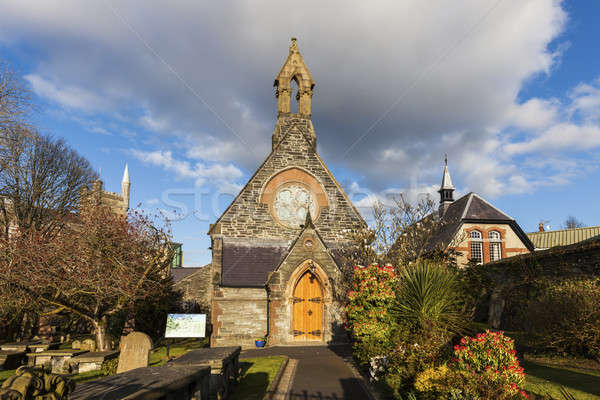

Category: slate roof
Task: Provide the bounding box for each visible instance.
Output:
[171,265,210,283]
[427,192,534,251]
[221,238,290,287]
[527,226,600,249]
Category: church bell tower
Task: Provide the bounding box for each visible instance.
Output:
[272,38,317,150]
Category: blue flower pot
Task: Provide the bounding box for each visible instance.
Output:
[255,340,266,348]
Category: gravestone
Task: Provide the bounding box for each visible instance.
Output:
[71,340,81,350]
[81,339,96,352]
[116,332,152,374]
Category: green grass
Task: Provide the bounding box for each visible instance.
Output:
[231,356,287,400]
[523,360,600,399]
[0,369,16,384]
[149,338,208,366]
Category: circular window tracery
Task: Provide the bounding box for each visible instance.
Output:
[272,184,318,228]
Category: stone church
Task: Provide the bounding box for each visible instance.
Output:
[208,39,366,347]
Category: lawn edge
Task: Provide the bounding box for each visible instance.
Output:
[264,355,289,399]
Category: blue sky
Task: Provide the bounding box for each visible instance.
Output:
[1,0,599,266]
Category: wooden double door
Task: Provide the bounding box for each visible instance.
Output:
[292,270,323,341]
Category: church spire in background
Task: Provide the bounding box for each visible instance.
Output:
[121,163,130,212]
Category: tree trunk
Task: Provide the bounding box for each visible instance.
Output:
[93,315,110,351]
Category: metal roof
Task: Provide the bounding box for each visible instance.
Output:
[527,226,600,249]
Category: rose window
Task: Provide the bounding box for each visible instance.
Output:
[273,185,317,228]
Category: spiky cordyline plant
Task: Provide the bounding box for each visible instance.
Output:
[392,261,466,335]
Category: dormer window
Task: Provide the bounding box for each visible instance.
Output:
[470,230,483,264]
[489,231,502,261]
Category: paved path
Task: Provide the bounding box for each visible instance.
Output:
[242,344,373,400]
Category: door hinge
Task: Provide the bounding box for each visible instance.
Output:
[293,330,305,336]
[292,297,304,304]
[308,297,322,303]
[308,330,322,336]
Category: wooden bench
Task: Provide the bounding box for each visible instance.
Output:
[70,364,211,400]
[171,346,241,399]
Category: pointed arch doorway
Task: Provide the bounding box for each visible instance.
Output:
[292,269,323,341]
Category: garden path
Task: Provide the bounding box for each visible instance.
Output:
[242,344,375,400]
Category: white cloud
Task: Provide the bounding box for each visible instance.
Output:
[88,126,112,136]
[568,78,600,122]
[131,149,243,187]
[5,0,600,200]
[506,98,560,131]
[25,74,110,112]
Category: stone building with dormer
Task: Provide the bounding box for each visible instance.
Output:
[208,39,366,347]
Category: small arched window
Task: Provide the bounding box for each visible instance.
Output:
[290,76,300,114]
[489,231,502,261]
[470,230,483,264]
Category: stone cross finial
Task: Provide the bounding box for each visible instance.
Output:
[290,37,298,53]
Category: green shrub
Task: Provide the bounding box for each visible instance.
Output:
[392,261,466,336]
[519,278,600,359]
[346,264,398,366]
[382,330,453,397]
[346,262,472,398]
[415,330,528,399]
[101,358,119,376]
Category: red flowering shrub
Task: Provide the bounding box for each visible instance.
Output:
[415,330,528,399]
[345,264,397,365]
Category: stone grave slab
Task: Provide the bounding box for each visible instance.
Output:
[27,349,88,373]
[81,338,97,352]
[172,346,241,399]
[116,332,152,374]
[0,350,26,370]
[29,342,60,353]
[1,341,42,352]
[71,364,211,400]
[72,351,119,373]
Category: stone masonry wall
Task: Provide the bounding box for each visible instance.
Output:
[173,267,212,314]
[484,237,600,328]
[210,115,365,243]
[211,287,268,348]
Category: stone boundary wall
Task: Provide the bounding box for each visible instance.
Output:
[486,236,600,278]
[483,237,600,328]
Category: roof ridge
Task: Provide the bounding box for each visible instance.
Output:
[461,193,474,220]
[471,193,514,220]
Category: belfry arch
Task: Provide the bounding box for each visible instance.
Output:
[274,38,315,117]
